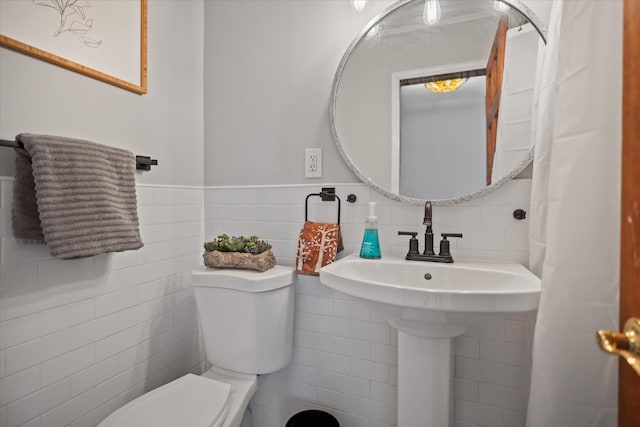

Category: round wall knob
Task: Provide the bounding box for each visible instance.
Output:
[513,209,527,220]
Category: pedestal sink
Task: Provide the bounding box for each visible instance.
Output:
[319,254,541,427]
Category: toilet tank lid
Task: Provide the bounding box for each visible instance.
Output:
[98,374,231,427]
[191,265,295,292]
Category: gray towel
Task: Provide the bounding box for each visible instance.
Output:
[12,133,144,259]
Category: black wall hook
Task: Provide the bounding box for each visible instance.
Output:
[513,209,527,220]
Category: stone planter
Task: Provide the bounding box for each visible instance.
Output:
[203,249,276,272]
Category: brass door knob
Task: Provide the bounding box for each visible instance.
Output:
[597,318,640,375]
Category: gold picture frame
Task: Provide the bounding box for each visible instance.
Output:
[0,0,147,94]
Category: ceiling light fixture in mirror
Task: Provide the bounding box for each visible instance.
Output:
[423,0,441,25]
[425,78,468,93]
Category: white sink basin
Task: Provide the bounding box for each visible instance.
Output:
[320,253,540,314]
[320,254,541,427]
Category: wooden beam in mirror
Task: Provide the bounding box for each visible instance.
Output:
[485,16,508,185]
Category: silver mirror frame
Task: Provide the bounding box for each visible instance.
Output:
[329,0,547,206]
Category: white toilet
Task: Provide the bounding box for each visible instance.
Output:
[98,265,296,427]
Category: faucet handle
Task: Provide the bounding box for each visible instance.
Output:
[439,233,463,257]
[398,231,419,255]
[441,233,463,239]
[398,231,418,237]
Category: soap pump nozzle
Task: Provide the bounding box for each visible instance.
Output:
[367,201,378,223]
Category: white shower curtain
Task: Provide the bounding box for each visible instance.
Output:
[491,23,539,183]
[527,1,622,426]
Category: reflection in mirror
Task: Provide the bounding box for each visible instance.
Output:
[400,76,487,200]
[331,0,545,204]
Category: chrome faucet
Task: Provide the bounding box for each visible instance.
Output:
[397,200,463,263]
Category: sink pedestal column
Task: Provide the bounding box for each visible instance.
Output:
[397,331,453,427]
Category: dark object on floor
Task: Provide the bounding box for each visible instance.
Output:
[286,410,339,427]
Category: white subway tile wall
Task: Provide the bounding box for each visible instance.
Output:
[0,178,534,427]
[204,181,535,427]
[0,178,206,427]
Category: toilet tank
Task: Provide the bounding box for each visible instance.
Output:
[190,265,295,375]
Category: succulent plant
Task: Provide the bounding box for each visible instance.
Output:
[244,235,272,254]
[204,234,272,254]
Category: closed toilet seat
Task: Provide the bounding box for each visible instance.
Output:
[98,374,231,427]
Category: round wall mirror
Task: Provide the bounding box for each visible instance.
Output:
[330,0,547,205]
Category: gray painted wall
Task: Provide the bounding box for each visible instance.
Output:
[400,80,486,200]
[0,0,551,188]
[202,0,549,189]
[0,1,204,187]
[203,0,395,187]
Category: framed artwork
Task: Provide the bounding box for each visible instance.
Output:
[0,0,147,94]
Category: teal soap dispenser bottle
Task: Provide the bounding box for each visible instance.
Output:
[359,202,381,259]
